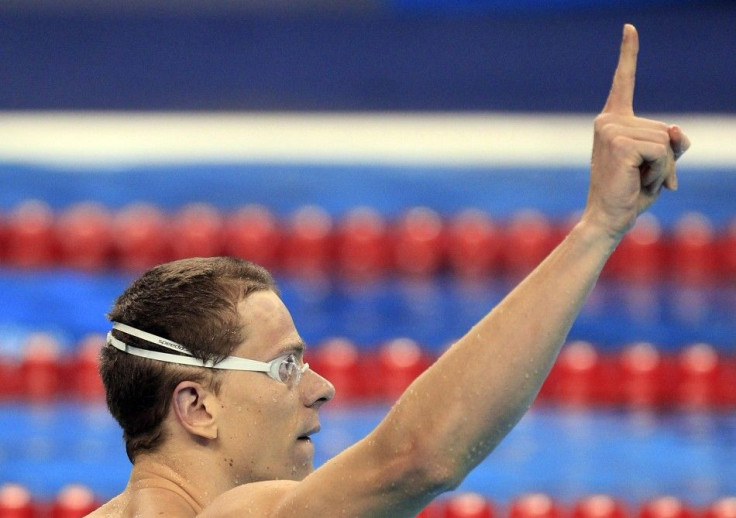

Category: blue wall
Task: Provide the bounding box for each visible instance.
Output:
[0,1,732,112]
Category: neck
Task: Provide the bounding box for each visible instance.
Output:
[128,446,233,511]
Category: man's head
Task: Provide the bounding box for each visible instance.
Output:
[101,256,335,477]
[102,257,278,462]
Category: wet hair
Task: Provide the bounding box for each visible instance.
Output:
[100,256,279,463]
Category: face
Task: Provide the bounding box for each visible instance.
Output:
[214,290,335,485]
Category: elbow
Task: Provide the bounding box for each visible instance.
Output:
[370,410,473,498]
[390,436,469,497]
[415,463,466,495]
[417,451,468,493]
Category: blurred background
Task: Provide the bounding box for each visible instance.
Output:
[1,0,736,516]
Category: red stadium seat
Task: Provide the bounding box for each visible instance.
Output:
[639,496,695,518]
[573,495,628,518]
[509,493,564,518]
[282,206,334,276]
[0,354,21,400]
[336,207,391,280]
[6,200,57,268]
[377,338,432,402]
[223,205,282,270]
[310,338,363,404]
[671,212,718,284]
[170,203,225,260]
[548,341,613,406]
[718,218,736,280]
[50,485,98,518]
[676,343,720,409]
[618,342,673,409]
[447,209,502,278]
[71,334,106,400]
[21,333,62,401]
[393,207,446,277]
[443,493,494,518]
[705,498,736,518]
[113,203,171,271]
[55,203,113,271]
[502,210,557,277]
[0,483,38,518]
[606,214,663,281]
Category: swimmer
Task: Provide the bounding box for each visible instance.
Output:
[88,24,690,518]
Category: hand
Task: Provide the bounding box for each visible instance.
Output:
[584,24,690,239]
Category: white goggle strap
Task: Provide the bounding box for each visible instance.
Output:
[108,322,273,374]
[107,331,219,368]
[112,322,193,356]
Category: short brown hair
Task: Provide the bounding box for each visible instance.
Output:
[100,256,279,463]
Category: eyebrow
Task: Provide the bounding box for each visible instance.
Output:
[274,340,307,358]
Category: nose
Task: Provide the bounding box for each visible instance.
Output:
[300,367,335,408]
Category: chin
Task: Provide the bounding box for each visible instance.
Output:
[288,460,314,481]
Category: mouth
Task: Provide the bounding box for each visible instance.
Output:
[297,425,321,443]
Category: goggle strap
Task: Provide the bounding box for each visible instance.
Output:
[107,332,216,368]
[112,322,193,356]
[106,330,275,373]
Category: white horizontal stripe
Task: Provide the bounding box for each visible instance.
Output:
[0,112,731,169]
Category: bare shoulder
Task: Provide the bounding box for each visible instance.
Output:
[198,480,299,518]
[86,494,129,518]
[87,488,198,518]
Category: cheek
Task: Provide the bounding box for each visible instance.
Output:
[265,390,302,431]
[224,384,300,439]
[218,373,302,431]
[218,379,277,437]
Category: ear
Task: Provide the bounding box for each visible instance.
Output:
[171,381,220,441]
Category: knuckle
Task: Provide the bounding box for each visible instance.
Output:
[594,113,612,130]
[596,121,619,142]
[657,131,670,146]
[609,134,632,153]
[637,117,669,132]
[655,121,669,132]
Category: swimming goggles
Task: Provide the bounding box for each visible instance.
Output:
[107,322,309,385]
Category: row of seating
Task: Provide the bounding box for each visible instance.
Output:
[420,493,736,518]
[1,484,734,518]
[1,201,732,281]
[0,484,96,518]
[2,333,734,409]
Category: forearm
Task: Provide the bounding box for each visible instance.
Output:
[377,218,620,486]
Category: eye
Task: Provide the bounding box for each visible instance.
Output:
[277,354,300,384]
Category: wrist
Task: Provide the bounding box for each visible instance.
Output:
[579,204,633,241]
[570,215,624,260]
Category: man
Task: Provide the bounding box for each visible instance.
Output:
[90,24,690,518]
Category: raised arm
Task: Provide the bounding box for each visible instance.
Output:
[202,24,690,518]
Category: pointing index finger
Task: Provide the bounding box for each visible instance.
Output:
[603,24,639,115]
